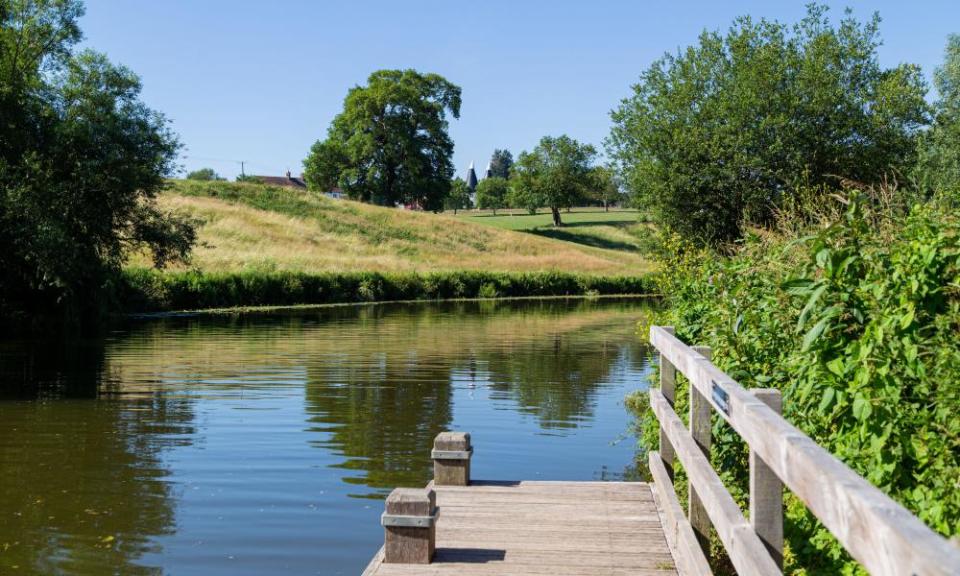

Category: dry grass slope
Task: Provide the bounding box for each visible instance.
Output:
[136,180,652,276]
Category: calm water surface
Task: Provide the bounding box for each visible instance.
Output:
[0,298,655,575]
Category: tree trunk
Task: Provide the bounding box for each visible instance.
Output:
[551,206,562,227]
[604,200,609,212]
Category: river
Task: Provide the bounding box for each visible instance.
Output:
[0,298,655,575]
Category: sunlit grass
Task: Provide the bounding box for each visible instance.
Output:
[131,181,653,276]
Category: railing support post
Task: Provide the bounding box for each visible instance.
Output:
[432,431,472,486]
[658,326,677,480]
[750,388,784,568]
[382,487,437,564]
[689,345,712,554]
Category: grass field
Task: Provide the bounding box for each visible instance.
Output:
[459,209,651,254]
[136,181,653,276]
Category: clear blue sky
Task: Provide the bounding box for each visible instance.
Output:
[80,1,958,181]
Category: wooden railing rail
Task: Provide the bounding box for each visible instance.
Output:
[649,325,960,576]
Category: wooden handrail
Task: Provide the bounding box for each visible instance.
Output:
[652,389,780,575]
[649,325,960,576]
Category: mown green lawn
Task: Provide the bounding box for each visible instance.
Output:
[459,208,641,231]
[458,209,650,254]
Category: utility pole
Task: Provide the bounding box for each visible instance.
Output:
[240,161,246,178]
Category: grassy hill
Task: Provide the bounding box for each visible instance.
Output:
[135,180,652,276]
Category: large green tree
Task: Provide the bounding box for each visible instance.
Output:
[608,4,929,244]
[917,35,960,197]
[513,135,597,226]
[303,69,462,210]
[0,0,194,326]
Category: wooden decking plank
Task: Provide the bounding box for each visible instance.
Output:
[366,480,678,575]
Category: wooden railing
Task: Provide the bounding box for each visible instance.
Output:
[648,325,960,576]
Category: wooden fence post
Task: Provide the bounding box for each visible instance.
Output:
[658,326,677,480]
[689,345,712,554]
[750,388,784,568]
[433,431,472,486]
[382,488,437,564]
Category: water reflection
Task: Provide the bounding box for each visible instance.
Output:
[0,340,191,575]
[0,298,653,575]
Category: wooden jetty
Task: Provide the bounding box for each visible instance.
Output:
[362,327,960,576]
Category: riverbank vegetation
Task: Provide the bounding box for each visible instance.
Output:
[620,6,960,574]
[0,0,195,329]
[632,190,960,574]
[121,269,654,313]
[115,179,655,312]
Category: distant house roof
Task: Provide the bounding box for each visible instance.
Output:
[254,172,307,189]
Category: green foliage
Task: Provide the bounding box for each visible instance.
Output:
[303,69,462,211]
[443,177,472,214]
[186,167,221,181]
[119,269,656,312]
[235,174,262,183]
[589,166,623,210]
[0,0,194,327]
[513,135,598,226]
[475,177,509,214]
[641,194,960,573]
[916,35,960,197]
[608,4,930,245]
[488,149,513,179]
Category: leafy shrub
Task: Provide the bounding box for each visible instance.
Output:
[636,194,960,574]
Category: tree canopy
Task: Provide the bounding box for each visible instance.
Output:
[475,177,509,215]
[488,149,513,179]
[917,34,960,197]
[0,0,194,326]
[513,136,597,226]
[187,167,222,181]
[303,69,462,211]
[444,177,472,214]
[589,166,623,211]
[608,4,929,244]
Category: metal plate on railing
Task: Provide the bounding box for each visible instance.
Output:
[711,381,730,415]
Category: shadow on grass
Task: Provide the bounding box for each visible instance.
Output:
[528,227,637,252]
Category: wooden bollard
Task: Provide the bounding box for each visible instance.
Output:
[432,431,472,486]
[382,488,437,564]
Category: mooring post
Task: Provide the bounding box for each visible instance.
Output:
[382,487,437,564]
[750,388,784,568]
[432,431,472,486]
[658,326,677,480]
[689,345,712,554]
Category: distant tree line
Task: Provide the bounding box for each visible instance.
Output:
[303,74,625,223]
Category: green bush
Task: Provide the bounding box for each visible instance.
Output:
[636,194,960,574]
[118,269,656,313]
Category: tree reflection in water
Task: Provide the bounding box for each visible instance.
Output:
[0,339,191,575]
